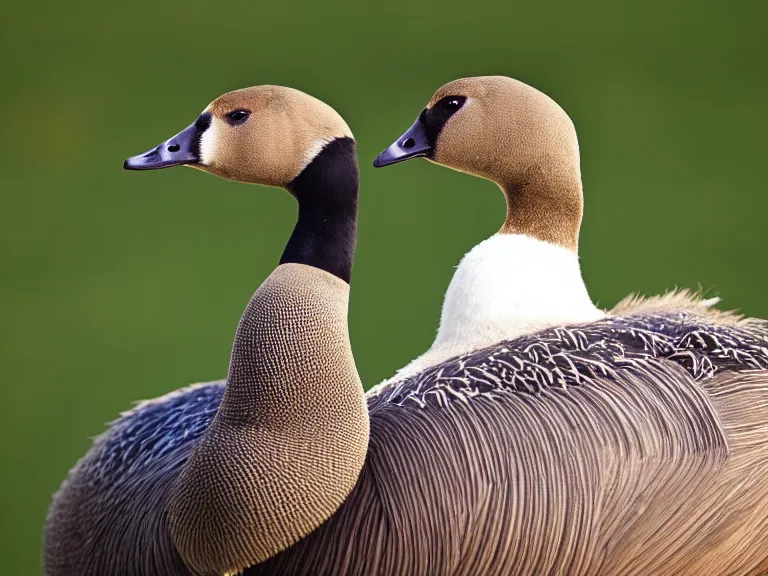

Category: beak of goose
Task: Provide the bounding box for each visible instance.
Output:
[124,113,210,171]
[373,114,431,168]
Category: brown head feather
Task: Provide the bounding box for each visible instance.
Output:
[199,85,352,188]
[427,76,582,251]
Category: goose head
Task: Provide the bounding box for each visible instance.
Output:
[374,76,583,252]
[125,85,353,189]
[126,85,359,283]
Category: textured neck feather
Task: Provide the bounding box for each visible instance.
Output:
[498,166,583,252]
[390,234,604,381]
[170,266,369,576]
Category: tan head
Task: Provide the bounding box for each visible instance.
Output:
[374,76,583,251]
[125,85,353,189]
[125,85,360,283]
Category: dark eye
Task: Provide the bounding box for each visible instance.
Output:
[225,109,251,125]
[440,96,466,109]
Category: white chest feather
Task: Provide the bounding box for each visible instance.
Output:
[378,234,604,386]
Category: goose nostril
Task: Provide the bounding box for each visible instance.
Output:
[402,138,415,149]
[167,144,180,153]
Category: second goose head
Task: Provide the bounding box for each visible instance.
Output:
[374,76,583,252]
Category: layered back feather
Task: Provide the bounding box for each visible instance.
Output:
[47,293,768,575]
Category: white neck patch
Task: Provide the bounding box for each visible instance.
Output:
[302,137,334,171]
[376,234,604,387]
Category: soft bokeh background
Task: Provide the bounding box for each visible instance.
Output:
[2,0,767,572]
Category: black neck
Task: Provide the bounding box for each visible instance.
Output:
[281,137,359,284]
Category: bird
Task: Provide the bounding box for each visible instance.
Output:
[44,85,368,576]
[372,76,605,381]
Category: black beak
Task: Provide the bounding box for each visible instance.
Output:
[124,115,208,171]
[373,115,431,168]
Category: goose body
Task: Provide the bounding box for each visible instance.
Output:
[50,295,768,575]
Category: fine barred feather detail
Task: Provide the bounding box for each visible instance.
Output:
[372,304,768,409]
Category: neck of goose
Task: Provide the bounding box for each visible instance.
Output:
[281,137,359,284]
[168,139,368,576]
[388,233,603,381]
[498,166,583,253]
[389,169,600,381]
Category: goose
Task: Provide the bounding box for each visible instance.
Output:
[373,76,606,380]
[44,85,368,576]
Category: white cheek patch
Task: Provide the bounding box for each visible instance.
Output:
[199,119,220,166]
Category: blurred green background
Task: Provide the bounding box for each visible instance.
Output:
[1,0,767,572]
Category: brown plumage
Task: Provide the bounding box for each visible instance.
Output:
[199,86,352,187]
[428,77,583,251]
[169,265,367,575]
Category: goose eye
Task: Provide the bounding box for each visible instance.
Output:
[225,109,251,125]
[439,96,466,110]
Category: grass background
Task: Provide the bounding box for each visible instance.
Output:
[2,0,767,572]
